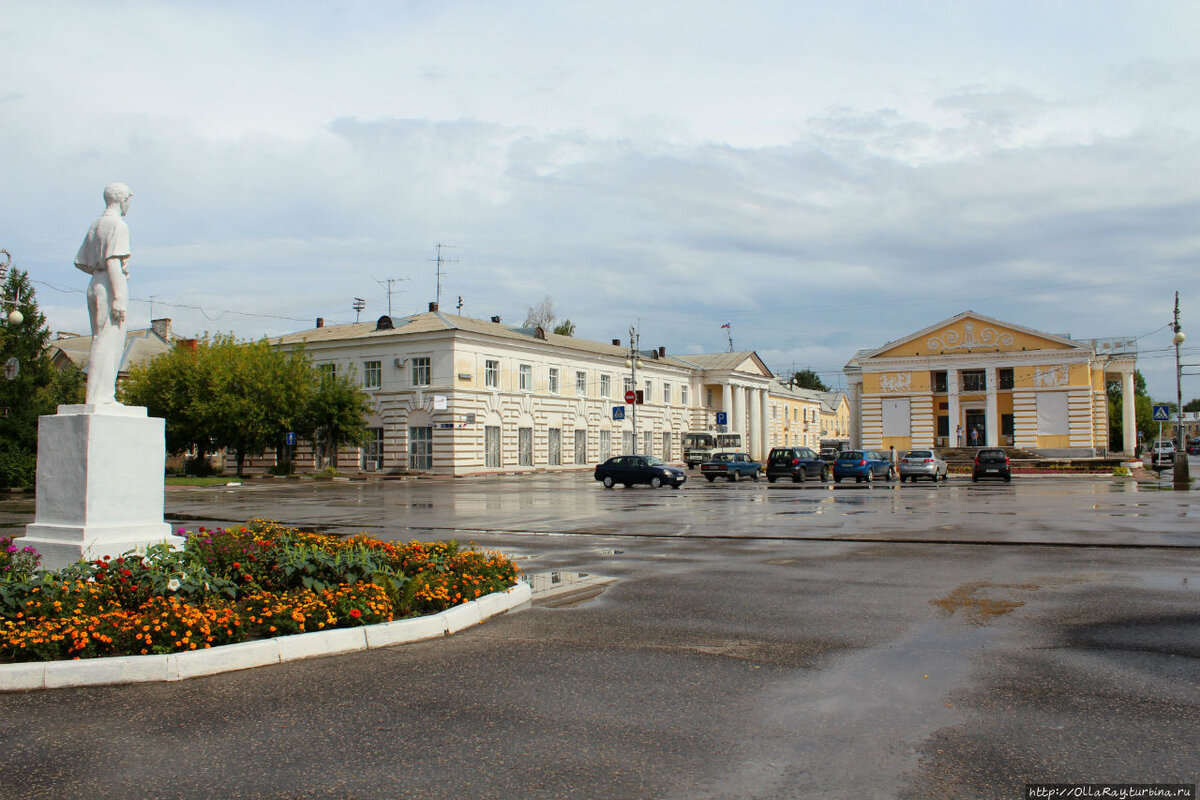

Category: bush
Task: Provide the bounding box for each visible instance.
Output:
[0,445,36,489]
[268,460,294,476]
[184,456,221,477]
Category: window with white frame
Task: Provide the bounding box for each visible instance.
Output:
[319,362,336,380]
[644,380,652,403]
[681,385,689,407]
[485,426,501,468]
[519,364,532,391]
[411,357,431,386]
[408,426,432,470]
[363,360,382,389]
[600,374,612,398]
[622,431,635,454]
[706,388,713,408]
[600,429,611,461]
[548,428,561,465]
[576,371,587,396]
[642,431,652,455]
[623,376,633,395]
[548,368,560,394]
[485,359,500,388]
[663,383,671,404]
[662,432,672,460]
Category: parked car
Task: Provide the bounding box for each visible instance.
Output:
[972,448,1011,482]
[1188,440,1200,455]
[898,449,948,483]
[832,450,893,483]
[595,455,687,489]
[700,451,762,482]
[766,447,828,483]
[1150,439,1177,468]
[819,447,841,465]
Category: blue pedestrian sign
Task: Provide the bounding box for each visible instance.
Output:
[715,411,727,426]
[612,406,625,421]
[285,432,296,445]
[1152,405,1171,422]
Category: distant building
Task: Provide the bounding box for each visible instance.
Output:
[258,306,780,475]
[844,311,1138,457]
[49,318,178,386]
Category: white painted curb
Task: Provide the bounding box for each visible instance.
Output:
[1,581,531,691]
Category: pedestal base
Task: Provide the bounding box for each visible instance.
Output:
[18,404,183,572]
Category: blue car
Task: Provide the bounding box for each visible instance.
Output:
[833,450,894,484]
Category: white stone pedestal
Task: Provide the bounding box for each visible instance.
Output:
[19,404,183,572]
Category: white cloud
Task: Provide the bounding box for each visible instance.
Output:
[2,1,1199,400]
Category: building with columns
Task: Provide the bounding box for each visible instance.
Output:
[843,311,1138,457]
[254,309,782,475]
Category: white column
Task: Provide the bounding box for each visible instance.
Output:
[734,385,745,436]
[749,388,762,460]
[985,367,999,446]
[722,384,733,430]
[1122,369,1136,456]
[947,368,961,447]
[848,379,863,448]
[760,389,771,458]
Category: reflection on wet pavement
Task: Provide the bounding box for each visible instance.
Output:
[524,570,616,608]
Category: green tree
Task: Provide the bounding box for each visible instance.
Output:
[790,368,829,392]
[297,372,372,469]
[124,334,318,477]
[552,319,576,337]
[1185,398,1200,413]
[0,269,85,487]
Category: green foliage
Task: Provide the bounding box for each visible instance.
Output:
[1184,398,1200,413]
[790,368,829,392]
[297,372,372,469]
[552,319,576,336]
[123,334,322,476]
[0,269,85,487]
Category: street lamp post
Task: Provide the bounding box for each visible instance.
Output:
[625,325,642,453]
[1172,291,1189,487]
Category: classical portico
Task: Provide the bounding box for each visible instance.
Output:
[682,351,774,460]
[845,312,1138,457]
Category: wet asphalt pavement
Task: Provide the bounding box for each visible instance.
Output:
[0,473,1197,799]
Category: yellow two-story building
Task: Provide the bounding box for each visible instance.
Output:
[844,311,1138,457]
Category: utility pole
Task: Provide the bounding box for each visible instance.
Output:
[352,297,365,323]
[626,325,643,452]
[428,244,457,308]
[375,276,409,317]
[1172,291,1190,487]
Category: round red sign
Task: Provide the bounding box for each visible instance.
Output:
[624,390,637,404]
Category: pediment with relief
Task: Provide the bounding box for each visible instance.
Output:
[868,313,1081,359]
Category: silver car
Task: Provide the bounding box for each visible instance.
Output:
[898,449,948,482]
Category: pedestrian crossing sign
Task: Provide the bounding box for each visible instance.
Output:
[1152,404,1170,421]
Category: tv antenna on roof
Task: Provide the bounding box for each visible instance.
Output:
[428,243,458,308]
[374,276,410,317]
[352,297,365,322]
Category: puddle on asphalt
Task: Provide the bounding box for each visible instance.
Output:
[930,577,1088,625]
[524,570,616,608]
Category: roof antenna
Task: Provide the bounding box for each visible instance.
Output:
[429,244,458,308]
[352,297,365,322]
[374,276,409,316]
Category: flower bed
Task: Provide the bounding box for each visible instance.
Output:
[0,520,519,664]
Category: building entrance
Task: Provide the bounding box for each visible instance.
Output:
[965,411,986,447]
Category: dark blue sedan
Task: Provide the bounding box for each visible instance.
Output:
[832,450,894,483]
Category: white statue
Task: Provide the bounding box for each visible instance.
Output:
[75,182,132,405]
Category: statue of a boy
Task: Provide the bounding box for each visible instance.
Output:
[75,182,133,406]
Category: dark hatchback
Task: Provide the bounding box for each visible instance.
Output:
[595,455,687,489]
[766,447,828,483]
[972,448,1011,482]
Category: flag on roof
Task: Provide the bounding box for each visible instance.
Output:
[721,322,731,329]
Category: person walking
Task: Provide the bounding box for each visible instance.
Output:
[970,426,980,447]
[956,424,964,446]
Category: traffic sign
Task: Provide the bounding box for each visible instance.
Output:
[612,406,625,421]
[715,411,727,426]
[1153,404,1171,422]
[625,390,637,404]
[285,432,296,446]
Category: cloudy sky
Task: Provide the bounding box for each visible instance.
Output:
[2,1,1197,399]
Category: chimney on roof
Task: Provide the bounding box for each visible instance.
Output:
[658,346,666,358]
[151,318,171,342]
[429,301,439,312]
[177,338,198,351]
[316,317,325,328]
[491,315,501,323]
[612,339,621,346]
